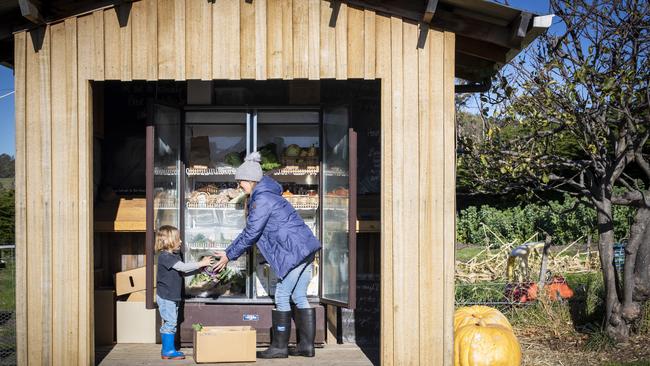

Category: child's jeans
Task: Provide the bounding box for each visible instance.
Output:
[156,295,179,334]
[274,260,313,311]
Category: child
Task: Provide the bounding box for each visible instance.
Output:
[155,225,213,360]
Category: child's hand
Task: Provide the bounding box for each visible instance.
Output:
[199,256,214,268]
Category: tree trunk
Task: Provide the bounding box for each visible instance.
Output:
[633,216,650,302]
[616,207,650,336]
[596,198,628,340]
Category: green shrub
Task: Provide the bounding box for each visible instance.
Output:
[457,194,635,246]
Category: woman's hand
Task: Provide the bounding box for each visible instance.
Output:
[213,250,230,272]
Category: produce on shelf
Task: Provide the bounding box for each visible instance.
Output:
[192,323,203,332]
[187,187,244,206]
[282,190,294,197]
[224,152,243,167]
[454,306,521,366]
[259,143,281,171]
[285,144,301,157]
[454,305,513,332]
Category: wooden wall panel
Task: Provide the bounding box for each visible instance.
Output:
[51,18,80,365]
[132,0,158,80]
[173,0,185,80]
[186,0,211,80]
[13,2,458,363]
[292,0,309,78]
[363,9,375,79]
[131,0,148,79]
[157,0,175,79]
[319,0,336,78]
[240,0,256,79]
[389,16,403,366]
[78,13,96,364]
[281,0,293,79]
[103,9,121,80]
[428,29,446,366]
[13,31,27,366]
[213,0,240,79]
[376,13,393,366]
[25,26,53,365]
[442,31,456,366]
[307,0,320,79]
[417,25,435,366]
[335,2,347,79]
[92,11,104,80]
[254,0,267,79]
[346,5,364,78]
[267,0,283,79]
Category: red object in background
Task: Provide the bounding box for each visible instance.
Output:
[545,275,574,300]
[505,276,574,303]
[505,282,538,303]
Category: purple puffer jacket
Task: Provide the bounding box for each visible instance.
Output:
[225,176,321,279]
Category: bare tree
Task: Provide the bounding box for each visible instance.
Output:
[460,0,650,340]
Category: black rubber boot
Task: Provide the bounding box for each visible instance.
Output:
[257,310,291,359]
[288,307,315,357]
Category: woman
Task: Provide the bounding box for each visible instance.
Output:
[213,152,321,359]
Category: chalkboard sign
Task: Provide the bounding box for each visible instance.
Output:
[354,273,380,346]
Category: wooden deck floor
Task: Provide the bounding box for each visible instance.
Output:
[96,344,377,366]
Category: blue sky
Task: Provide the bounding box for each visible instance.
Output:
[0,66,14,156]
[0,1,553,158]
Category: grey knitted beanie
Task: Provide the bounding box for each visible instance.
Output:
[235,151,263,182]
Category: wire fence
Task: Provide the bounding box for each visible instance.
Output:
[0,246,15,365]
[455,281,536,312]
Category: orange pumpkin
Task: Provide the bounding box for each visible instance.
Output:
[454,305,513,332]
[454,320,522,366]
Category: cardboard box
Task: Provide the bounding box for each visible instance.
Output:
[116,301,157,343]
[115,266,154,296]
[94,289,115,345]
[193,326,256,363]
[126,289,156,302]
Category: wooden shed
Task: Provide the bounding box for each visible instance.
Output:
[1,0,551,364]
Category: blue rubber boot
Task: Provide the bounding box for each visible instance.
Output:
[161,332,185,360]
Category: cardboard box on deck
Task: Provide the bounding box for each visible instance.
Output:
[94,289,115,345]
[193,326,256,363]
[115,266,155,296]
[116,301,157,343]
[126,289,157,302]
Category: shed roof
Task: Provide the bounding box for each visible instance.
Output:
[0,0,552,82]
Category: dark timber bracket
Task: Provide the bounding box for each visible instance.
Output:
[18,0,44,24]
[423,0,439,24]
[509,11,533,48]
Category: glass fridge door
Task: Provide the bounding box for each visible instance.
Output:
[254,110,321,299]
[320,106,357,308]
[146,104,182,309]
[183,111,249,300]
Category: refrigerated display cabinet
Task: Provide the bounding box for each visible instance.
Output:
[145,105,356,344]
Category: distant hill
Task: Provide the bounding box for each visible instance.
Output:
[0,154,14,179]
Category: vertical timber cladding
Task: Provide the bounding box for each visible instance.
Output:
[13,0,456,364]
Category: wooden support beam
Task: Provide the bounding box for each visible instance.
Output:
[423,0,438,24]
[456,35,508,63]
[509,11,532,47]
[18,0,44,24]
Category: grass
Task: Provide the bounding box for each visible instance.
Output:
[0,251,15,311]
[602,362,650,366]
[0,178,13,190]
[456,245,487,262]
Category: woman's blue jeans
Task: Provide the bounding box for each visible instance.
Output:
[157,295,179,334]
[274,261,313,311]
